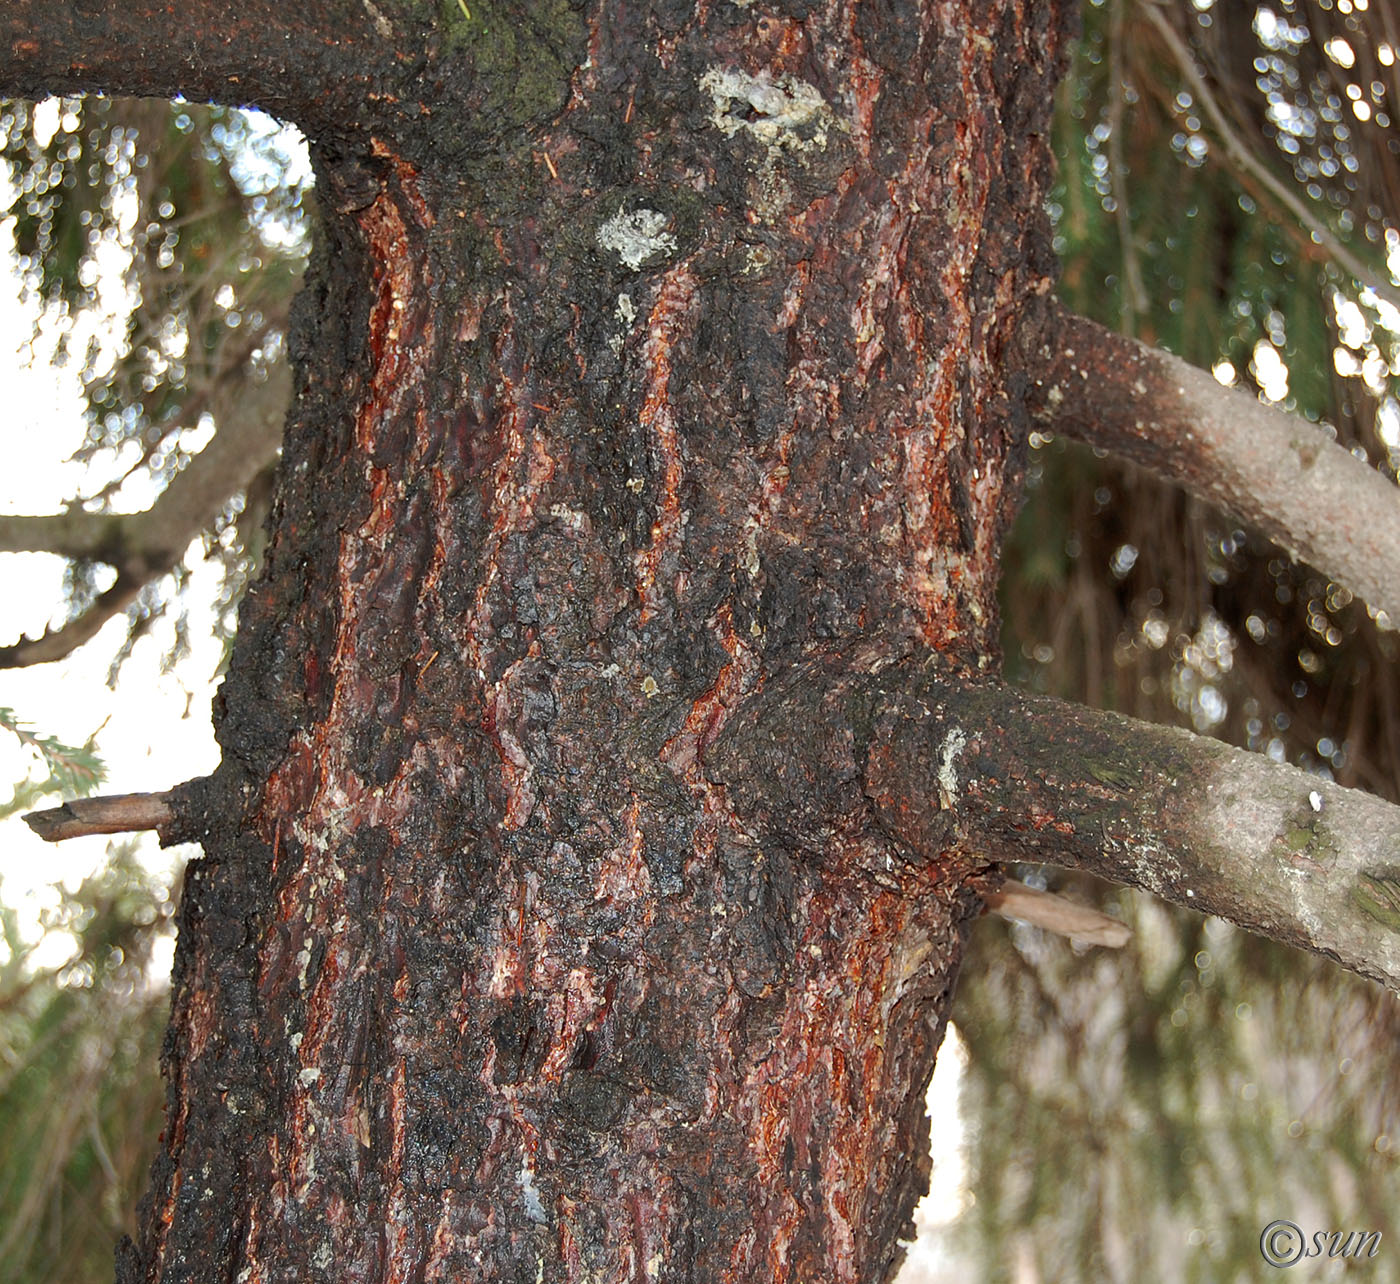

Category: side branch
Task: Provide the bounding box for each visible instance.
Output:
[0,572,144,669]
[708,656,1400,994]
[0,363,286,668]
[0,1,415,147]
[1029,306,1400,624]
[865,663,1400,993]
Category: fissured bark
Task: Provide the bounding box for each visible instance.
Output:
[86,1,1073,1280]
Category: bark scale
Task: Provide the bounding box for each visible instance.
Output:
[5,1,1070,1280]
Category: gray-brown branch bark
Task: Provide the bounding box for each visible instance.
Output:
[1029,305,1400,625]
[712,654,1400,995]
[23,791,177,843]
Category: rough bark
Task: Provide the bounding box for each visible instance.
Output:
[1029,306,1400,625]
[5,1,1074,1281]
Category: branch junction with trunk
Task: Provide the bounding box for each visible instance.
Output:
[32,653,1400,994]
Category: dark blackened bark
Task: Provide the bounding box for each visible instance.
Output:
[6,1,1071,1280]
[0,1,585,174]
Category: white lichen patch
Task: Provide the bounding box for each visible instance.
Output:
[608,291,638,355]
[699,67,834,147]
[700,67,844,220]
[519,1156,548,1224]
[597,208,677,271]
[937,728,968,809]
[361,0,394,38]
[740,518,761,579]
[547,503,588,530]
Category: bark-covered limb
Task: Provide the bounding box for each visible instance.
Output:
[24,790,177,843]
[1029,306,1400,624]
[0,1,397,143]
[0,0,585,171]
[0,509,120,561]
[0,361,286,563]
[863,662,1400,994]
[709,654,1400,994]
[124,361,288,557]
[983,879,1132,948]
[0,571,145,668]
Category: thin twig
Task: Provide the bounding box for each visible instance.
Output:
[1141,0,1400,312]
[1108,0,1146,333]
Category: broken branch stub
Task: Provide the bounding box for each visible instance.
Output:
[25,790,180,843]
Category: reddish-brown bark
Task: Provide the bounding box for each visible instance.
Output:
[4,0,1072,1280]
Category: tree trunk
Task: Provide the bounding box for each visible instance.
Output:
[3,1,1072,1279]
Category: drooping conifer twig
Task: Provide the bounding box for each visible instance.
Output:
[1141,0,1400,313]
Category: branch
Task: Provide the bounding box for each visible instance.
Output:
[0,572,144,669]
[24,791,176,843]
[866,663,1400,994]
[126,363,288,559]
[709,654,1400,996]
[0,2,400,144]
[0,1,539,171]
[0,362,287,667]
[1030,306,1400,625]
[0,363,287,563]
